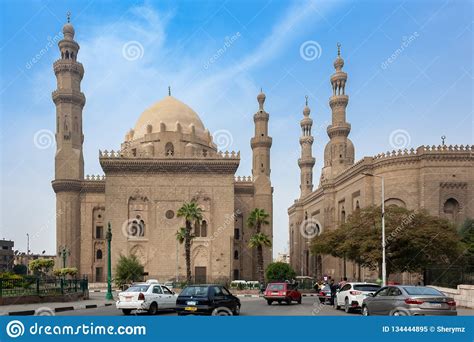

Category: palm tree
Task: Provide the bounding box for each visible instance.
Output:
[247,208,272,284]
[177,202,203,284]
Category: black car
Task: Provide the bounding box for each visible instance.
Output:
[176,284,241,316]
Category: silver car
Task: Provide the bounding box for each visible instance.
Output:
[362,285,457,316]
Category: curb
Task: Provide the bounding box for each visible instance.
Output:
[3,302,114,316]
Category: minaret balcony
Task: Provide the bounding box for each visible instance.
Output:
[327,124,351,138]
[52,89,86,107]
[53,59,84,77]
[298,158,315,168]
[251,136,272,149]
[329,95,348,108]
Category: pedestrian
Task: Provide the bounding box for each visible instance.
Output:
[329,279,338,306]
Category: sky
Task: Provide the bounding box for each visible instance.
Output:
[0,0,472,259]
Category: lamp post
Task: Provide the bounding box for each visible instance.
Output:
[105,222,113,300]
[362,172,386,286]
[59,247,70,268]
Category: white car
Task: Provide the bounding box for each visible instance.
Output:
[334,282,381,313]
[116,279,178,315]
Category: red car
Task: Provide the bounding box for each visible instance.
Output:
[264,282,302,305]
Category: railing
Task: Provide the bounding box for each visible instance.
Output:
[0,276,88,297]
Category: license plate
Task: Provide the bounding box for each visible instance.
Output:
[185,306,197,311]
[125,297,131,302]
[429,303,442,308]
[186,301,197,305]
[272,292,278,295]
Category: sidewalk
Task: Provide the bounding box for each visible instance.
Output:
[0,292,116,316]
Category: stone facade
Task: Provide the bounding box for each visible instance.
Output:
[289,45,474,282]
[52,20,273,283]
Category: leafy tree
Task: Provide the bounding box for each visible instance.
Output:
[265,262,296,282]
[115,255,144,287]
[247,208,272,285]
[458,218,474,270]
[177,201,203,284]
[311,205,463,278]
[12,264,27,275]
[28,258,55,277]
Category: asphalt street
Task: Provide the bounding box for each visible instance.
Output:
[56,297,353,316]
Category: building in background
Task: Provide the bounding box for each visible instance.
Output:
[288,45,474,282]
[275,252,290,264]
[51,18,273,283]
[0,239,14,272]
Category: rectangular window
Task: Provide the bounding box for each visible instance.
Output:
[95,267,103,282]
[234,228,240,240]
[96,226,103,239]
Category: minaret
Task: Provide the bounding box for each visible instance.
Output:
[298,96,315,197]
[51,12,85,268]
[250,89,273,276]
[321,43,354,182]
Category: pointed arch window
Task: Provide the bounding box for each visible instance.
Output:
[96,249,103,260]
[165,142,174,156]
[201,220,207,237]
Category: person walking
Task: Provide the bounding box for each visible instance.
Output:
[329,279,338,306]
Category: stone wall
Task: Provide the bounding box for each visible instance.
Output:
[430,285,474,309]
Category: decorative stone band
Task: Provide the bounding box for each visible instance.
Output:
[299,136,314,144]
[52,89,86,107]
[327,123,350,138]
[100,149,240,159]
[440,182,468,189]
[99,158,240,174]
[250,136,272,149]
[58,39,79,51]
[81,180,106,193]
[53,60,84,78]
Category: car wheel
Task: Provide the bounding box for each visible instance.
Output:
[391,310,407,316]
[344,298,352,313]
[297,297,302,304]
[362,306,369,316]
[122,309,132,315]
[267,300,272,305]
[286,298,291,305]
[278,300,282,305]
[233,305,240,316]
[148,302,158,315]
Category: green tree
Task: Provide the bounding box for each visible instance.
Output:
[177,201,203,284]
[28,258,55,277]
[12,264,27,275]
[247,208,272,285]
[311,205,463,278]
[115,255,144,287]
[265,262,296,282]
[458,218,474,270]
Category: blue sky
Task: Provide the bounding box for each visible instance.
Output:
[0,0,472,258]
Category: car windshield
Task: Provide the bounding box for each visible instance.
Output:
[125,285,149,292]
[354,285,381,292]
[402,286,443,296]
[180,286,209,297]
[267,284,285,291]
[322,285,331,291]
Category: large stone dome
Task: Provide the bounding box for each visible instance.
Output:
[133,96,207,140]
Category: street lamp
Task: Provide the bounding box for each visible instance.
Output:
[58,247,70,268]
[105,222,113,300]
[362,172,386,287]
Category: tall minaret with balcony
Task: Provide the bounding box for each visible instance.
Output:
[251,90,273,275]
[321,43,354,182]
[51,13,85,268]
[298,96,315,197]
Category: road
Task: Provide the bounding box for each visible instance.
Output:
[56,297,352,316]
